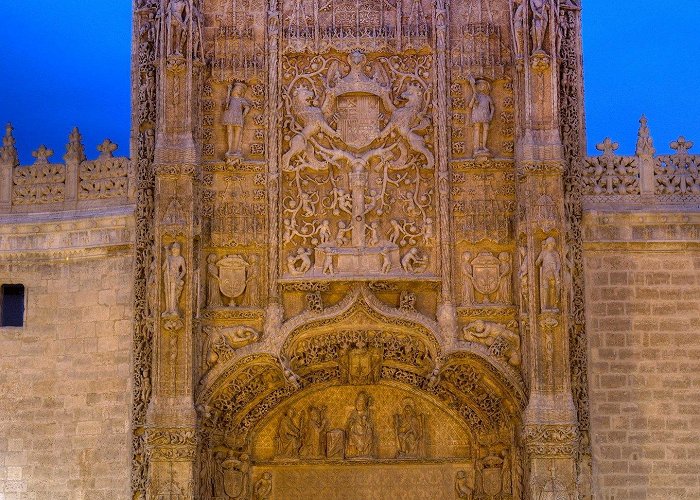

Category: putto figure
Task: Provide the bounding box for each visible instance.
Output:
[223,82,252,159]
[162,242,186,317]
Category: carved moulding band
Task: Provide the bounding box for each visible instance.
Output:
[516,162,564,178]
[521,424,579,457]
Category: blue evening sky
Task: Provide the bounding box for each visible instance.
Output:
[0,2,698,163]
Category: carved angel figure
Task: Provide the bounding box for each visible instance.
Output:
[536,237,561,312]
[162,242,186,317]
[223,82,252,158]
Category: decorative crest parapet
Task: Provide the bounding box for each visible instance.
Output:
[582,116,700,208]
[0,125,135,212]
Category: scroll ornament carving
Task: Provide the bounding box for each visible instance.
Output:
[162,242,186,318]
[281,51,436,278]
[522,424,579,456]
[462,320,521,367]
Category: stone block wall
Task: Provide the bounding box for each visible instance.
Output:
[583,211,700,500]
[0,209,134,500]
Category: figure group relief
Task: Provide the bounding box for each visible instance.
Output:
[280,50,437,281]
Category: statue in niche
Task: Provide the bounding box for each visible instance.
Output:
[455,469,474,500]
[511,0,526,60]
[206,254,222,308]
[401,247,428,273]
[287,247,312,276]
[393,397,425,459]
[529,0,550,54]
[253,472,272,500]
[276,408,302,458]
[162,242,186,317]
[497,252,512,304]
[462,251,475,305]
[462,320,521,367]
[223,82,252,159]
[166,0,190,56]
[345,391,376,459]
[468,77,495,157]
[536,237,561,312]
[300,405,328,459]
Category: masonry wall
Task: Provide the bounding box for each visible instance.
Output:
[0,209,134,500]
[583,211,700,500]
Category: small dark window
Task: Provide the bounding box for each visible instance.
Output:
[1,284,25,327]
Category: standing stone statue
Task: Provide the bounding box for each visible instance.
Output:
[468,77,495,157]
[511,0,526,59]
[223,81,252,159]
[497,252,512,304]
[167,0,191,56]
[162,242,186,317]
[536,237,561,312]
[206,254,222,308]
[529,0,550,54]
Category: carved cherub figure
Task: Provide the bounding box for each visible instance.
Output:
[366,221,380,247]
[318,219,332,244]
[253,472,272,500]
[462,320,521,366]
[401,247,428,273]
[335,221,352,246]
[455,470,473,500]
[287,247,312,276]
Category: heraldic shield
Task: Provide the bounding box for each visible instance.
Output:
[336,93,382,151]
[222,456,247,498]
[217,255,249,300]
[471,252,501,296]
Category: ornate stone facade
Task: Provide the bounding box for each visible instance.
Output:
[1,1,700,499]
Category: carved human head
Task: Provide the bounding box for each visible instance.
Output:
[171,242,181,256]
[462,251,472,261]
[475,78,491,93]
[231,81,247,95]
[207,253,217,263]
[499,252,509,262]
[355,391,370,410]
[471,320,485,332]
[456,470,466,479]
[544,236,556,250]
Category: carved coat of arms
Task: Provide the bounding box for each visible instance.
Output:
[217,255,249,299]
[471,252,501,296]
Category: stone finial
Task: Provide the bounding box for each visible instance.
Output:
[670,136,694,156]
[635,115,655,158]
[0,122,19,167]
[97,139,118,159]
[32,145,54,165]
[64,127,86,163]
[595,137,618,158]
